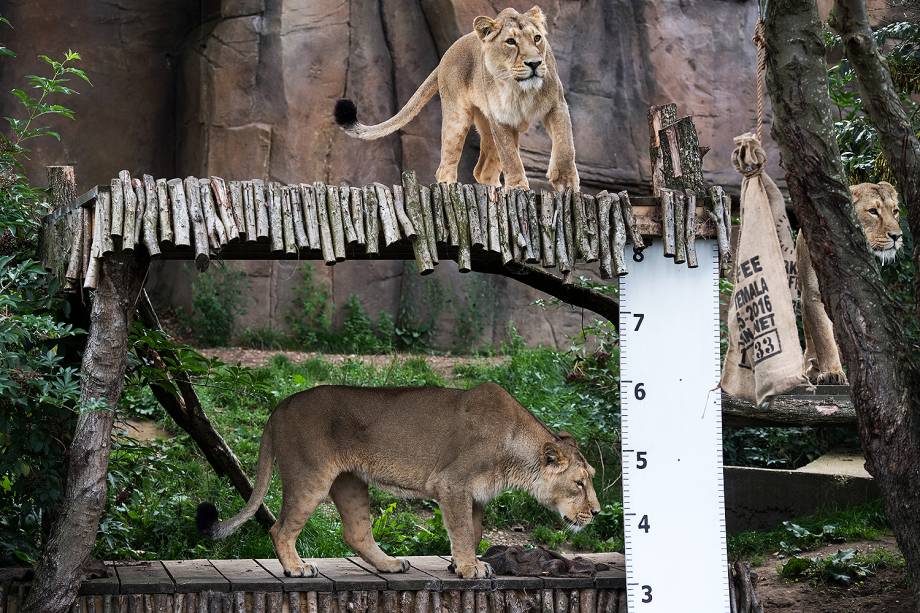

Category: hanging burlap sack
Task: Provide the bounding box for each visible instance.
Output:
[721,133,805,405]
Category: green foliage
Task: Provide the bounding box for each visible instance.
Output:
[723,426,859,469]
[372,504,458,556]
[779,547,903,586]
[0,26,89,565]
[184,265,248,347]
[286,264,333,348]
[728,500,889,562]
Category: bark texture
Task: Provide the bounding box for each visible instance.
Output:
[24,251,147,613]
[764,0,920,603]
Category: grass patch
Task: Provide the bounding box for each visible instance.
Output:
[728,500,890,564]
[779,547,904,586]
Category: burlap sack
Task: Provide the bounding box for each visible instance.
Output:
[721,133,805,405]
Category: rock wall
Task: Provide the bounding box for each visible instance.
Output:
[2,0,840,349]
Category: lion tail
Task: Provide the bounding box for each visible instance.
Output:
[334,66,439,140]
[196,426,274,540]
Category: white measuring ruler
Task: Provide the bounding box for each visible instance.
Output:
[619,239,729,612]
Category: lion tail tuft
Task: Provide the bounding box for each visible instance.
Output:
[334,99,358,129]
[196,502,219,536]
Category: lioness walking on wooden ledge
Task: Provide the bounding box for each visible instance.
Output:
[333,5,579,193]
[197,382,600,579]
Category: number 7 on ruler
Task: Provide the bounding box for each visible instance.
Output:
[619,240,729,612]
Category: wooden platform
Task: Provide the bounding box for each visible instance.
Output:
[0,554,627,612]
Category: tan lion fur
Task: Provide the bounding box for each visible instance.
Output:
[335,6,579,192]
[201,382,600,580]
[796,181,903,384]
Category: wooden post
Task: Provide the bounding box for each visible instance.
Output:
[155,179,172,246]
[517,189,537,263]
[253,179,269,241]
[183,176,210,272]
[109,177,124,241]
[242,181,258,242]
[556,190,572,275]
[440,183,459,247]
[362,184,380,255]
[131,178,146,248]
[618,190,645,252]
[210,177,240,242]
[583,193,599,263]
[267,182,284,252]
[685,190,699,268]
[463,184,484,249]
[290,186,309,250]
[199,178,227,249]
[375,183,401,247]
[496,187,513,265]
[430,183,447,243]
[507,188,524,262]
[648,103,678,196]
[301,184,321,250]
[573,190,590,261]
[119,170,136,252]
[24,246,147,613]
[486,185,501,253]
[392,184,417,239]
[228,181,246,239]
[659,116,706,197]
[349,186,366,246]
[449,182,471,271]
[142,175,160,257]
[673,189,687,264]
[419,184,438,264]
[339,183,359,245]
[314,182,336,264]
[402,171,434,274]
[280,185,297,254]
[708,185,732,274]
[610,192,628,276]
[659,188,677,257]
[539,190,556,268]
[596,191,613,279]
[65,208,85,289]
[166,179,191,248]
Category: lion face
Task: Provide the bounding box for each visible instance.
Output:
[850,181,903,265]
[533,433,601,531]
[474,6,549,92]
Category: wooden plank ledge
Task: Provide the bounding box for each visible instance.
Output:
[722,385,856,427]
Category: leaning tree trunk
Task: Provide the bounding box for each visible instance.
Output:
[764,0,920,604]
[24,251,147,613]
[829,0,920,320]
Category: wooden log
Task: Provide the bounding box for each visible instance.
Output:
[400,591,414,613]
[419,185,438,264]
[184,176,210,272]
[430,183,447,243]
[474,184,490,247]
[141,175,160,257]
[393,184,417,240]
[507,188,524,262]
[303,592,317,613]
[610,191,628,276]
[416,591,431,613]
[596,191,613,280]
[555,191,572,276]
[375,183,401,247]
[267,592,282,613]
[648,103,679,196]
[673,189,687,264]
[517,189,537,263]
[362,184,380,255]
[496,188,513,265]
[93,182,114,256]
[449,182,471,272]
[579,589,595,613]
[119,170,136,251]
[83,189,102,289]
[242,182,258,242]
[318,593,332,613]
[463,184,484,249]
[253,179,269,241]
[300,184,321,249]
[568,590,579,613]
[267,182,284,252]
[708,185,732,271]
[339,183,359,245]
[539,189,556,267]
[572,190,590,261]
[440,183,459,246]
[280,185,297,254]
[402,170,434,274]
[660,188,676,257]
[65,207,85,287]
[110,177,124,241]
[659,115,706,196]
[583,193,599,263]
[617,190,645,251]
[486,185,501,253]
[489,590,505,613]
[349,186,366,245]
[562,188,575,271]
[82,200,92,280]
[313,182,336,264]
[166,179,191,248]
[554,591,568,613]
[210,176,240,242]
[198,178,225,249]
[527,190,541,260]
[381,592,396,613]
[289,186,309,249]
[685,189,699,268]
[155,179,172,246]
[131,178,146,247]
[540,590,554,613]
[227,181,245,239]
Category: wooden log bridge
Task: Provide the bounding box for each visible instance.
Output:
[41,170,725,295]
[1,554,626,613]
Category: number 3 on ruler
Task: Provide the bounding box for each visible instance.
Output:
[641,585,653,603]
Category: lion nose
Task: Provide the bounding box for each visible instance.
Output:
[889,231,902,242]
[525,60,542,71]
[591,508,600,517]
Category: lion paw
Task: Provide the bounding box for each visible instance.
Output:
[375,557,410,573]
[547,164,580,193]
[454,561,494,579]
[283,561,318,578]
[503,177,530,191]
[816,368,848,385]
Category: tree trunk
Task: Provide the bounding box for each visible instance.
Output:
[24,251,147,613]
[829,0,920,320]
[764,0,920,604]
[136,293,275,529]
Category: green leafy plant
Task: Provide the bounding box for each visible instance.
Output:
[183,265,248,347]
[779,547,903,585]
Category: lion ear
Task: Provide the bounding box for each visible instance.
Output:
[878,181,899,199]
[474,16,497,41]
[556,431,577,446]
[542,442,569,472]
[525,6,547,31]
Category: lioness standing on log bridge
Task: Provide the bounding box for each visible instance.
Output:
[197,382,600,579]
[334,6,579,193]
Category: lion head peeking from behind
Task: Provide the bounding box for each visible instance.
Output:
[850,181,903,264]
[475,7,548,92]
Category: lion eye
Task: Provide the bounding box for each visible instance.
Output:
[575,480,584,489]
[534,34,542,43]
[505,38,516,45]
[868,208,880,216]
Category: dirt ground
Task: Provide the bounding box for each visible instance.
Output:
[199,347,507,382]
[751,536,913,612]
